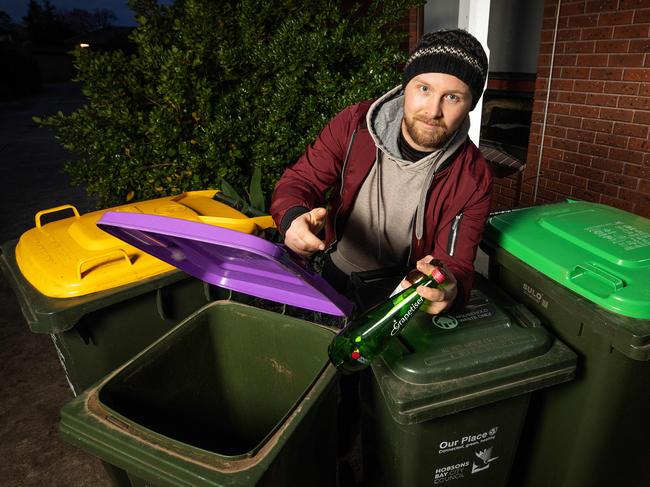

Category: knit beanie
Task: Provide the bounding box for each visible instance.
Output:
[402,29,488,110]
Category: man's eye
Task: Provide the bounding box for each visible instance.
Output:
[446,94,460,102]
[418,85,429,93]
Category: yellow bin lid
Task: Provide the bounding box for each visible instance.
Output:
[15,190,275,298]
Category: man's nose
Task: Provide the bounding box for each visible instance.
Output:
[424,97,443,118]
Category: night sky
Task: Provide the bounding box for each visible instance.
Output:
[2,0,139,26]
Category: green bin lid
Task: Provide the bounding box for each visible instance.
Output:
[373,277,576,424]
[483,200,650,319]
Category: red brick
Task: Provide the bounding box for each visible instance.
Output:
[547,179,574,194]
[552,102,574,115]
[609,53,645,66]
[590,67,624,80]
[585,93,619,106]
[570,104,600,117]
[564,151,593,166]
[600,107,635,121]
[614,122,649,138]
[565,42,596,55]
[618,189,650,207]
[582,26,615,40]
[604,172,641,190]
[543,17,562,30]
[611,148,646,163]
[553,138,580,152]
[562,3,587,16]
[540,30,556,43]
[579,53,610,66]
[622,68,650,81]
[582,118,614,132]
[567,128,597,142]
[640,179,650,194]
[593,156,626,173]
[574,79,605,92]
[555,54,580,67]
[618,95,650,109]
[561,66,591,79]
[629,137,650,151]
[572,187,603,202]
[560,172,590,188]
[600,195,636,212]
[547,124,569,138]
[551,78,575,91]
[628,38,650,52]
[587,179,621,196]
[575,165,606,180]
[579,142,610,157]
[556,114,583,128]
[558,28,582,41]
[622,162,649,177]
[595,132,629,148]
[558,91,588,103]
[613,24,650,38]
[604,81,640,94]
[633,8,650,23]
[542,147,566,161]
[595,39,630,52]
[599,11,635,25]
[640,83,650,96]
[549,158,576,173]
[569,14,600,27]
[622,0,650,12]
[633,110,650,124]
[586,0,621,13]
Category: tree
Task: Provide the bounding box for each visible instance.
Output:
[37,0,423,207]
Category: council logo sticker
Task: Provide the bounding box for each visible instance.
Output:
[432,315,458,330]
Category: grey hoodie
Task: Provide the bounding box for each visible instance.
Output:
[329,85,469,275]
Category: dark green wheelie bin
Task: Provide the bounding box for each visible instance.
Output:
[59,301,340,487]
[55,210,353,486]
[481,200,650,487]
[360,274,577,487]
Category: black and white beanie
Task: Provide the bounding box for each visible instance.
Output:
[402,29,488,110]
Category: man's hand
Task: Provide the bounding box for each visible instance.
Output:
[400,255,458,315]
[284,207,327,258]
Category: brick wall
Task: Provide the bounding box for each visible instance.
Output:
[494,0,650,217]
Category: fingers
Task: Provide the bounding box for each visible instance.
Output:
[412,255,458,315]
[284,208,326,258]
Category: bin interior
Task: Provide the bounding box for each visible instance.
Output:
[96,301,333,458]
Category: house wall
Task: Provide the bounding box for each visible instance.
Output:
[508,0,650,217]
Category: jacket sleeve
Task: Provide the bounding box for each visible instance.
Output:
[436,158,493,310]
[270,105,358,234]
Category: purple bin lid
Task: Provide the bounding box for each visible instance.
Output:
[97,211,353,317]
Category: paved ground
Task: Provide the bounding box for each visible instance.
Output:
[0,83,110,487]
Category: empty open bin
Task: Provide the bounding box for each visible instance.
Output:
[60,301,339,486]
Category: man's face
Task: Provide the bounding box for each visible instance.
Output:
[402,72,473,151]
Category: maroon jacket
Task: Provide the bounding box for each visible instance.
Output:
[271,99,493,307]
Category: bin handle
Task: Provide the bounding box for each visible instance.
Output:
[198,215,276,230]
[35,204,80,228]
[77,249,132,280]
[568,263,624,292]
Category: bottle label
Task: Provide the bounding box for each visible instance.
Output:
[390,295,425,336]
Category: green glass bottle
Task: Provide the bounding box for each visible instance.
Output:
[328,263,447,374]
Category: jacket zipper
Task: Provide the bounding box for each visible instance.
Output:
[326,125,360,252]
[447,212,463,257]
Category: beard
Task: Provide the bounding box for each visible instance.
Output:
[403,114,452,149]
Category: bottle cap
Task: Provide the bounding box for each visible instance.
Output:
[431,267,446,284]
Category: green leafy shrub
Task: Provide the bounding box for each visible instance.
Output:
[37,0,421,207]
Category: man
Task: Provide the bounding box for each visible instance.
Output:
[271,29,492,314]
